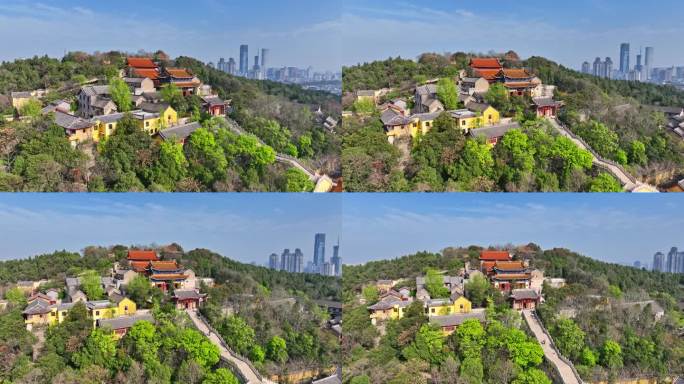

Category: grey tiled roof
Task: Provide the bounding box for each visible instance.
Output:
[98,313,154,330]
[470,122,520,140]
[172,289,206,300]
[140,102,170,113]
[430,311,486,327]
[158,122,201,142]
[510,289,540,300]
[54,111,93,130]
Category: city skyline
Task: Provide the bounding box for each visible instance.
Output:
[0,0,342,71]
[0,194,342,264]
[341,1,684,69]
[341,194,684,267]
[267,233,341,276]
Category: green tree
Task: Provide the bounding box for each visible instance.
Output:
[19,99,42,118]
[266,335,288,364]
[436,77,459,110]
[185,128,228,187]
[464,274,491,307]
[109,78,132,112]
[126,275,162,308]
[285,167,314,192]
[72,328,118,370]
[249,344,265,364]
[151,141,188,190]
[178,328,220,368]
[202,368,239,384]
[5,287,27,306]
[484,83,511,114]
[79,270,104,300]
[628,140,647,165]
[350,375,371,384]
[424,268,450,298]
[454,319,486,359]
[402,324,449,365]
[453,140,494,187]
[589,173,622,192]
[298,134,315,158]
[512,368,552,384]
[580,347,598,367]
[601,340,623,370]
[362,285,380,303]
[460,356,484,384]
[352,98,375,114]
[552,318,585,361]
[220,316,256,356]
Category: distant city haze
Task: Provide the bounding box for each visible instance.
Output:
[0,194,342,265]
[341,194,684,268]
[0,0,342,72]
[341,1,684,69]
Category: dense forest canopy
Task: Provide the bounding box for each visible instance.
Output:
[342,245,684,383]
[0,51,341,192]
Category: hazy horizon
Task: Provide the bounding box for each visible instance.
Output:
[0,0,342,72]
[341,1,684,70]
[0,194,342,266]
[342,194,683,267]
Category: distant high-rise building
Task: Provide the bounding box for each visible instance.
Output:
[218,57,226,72]
[604,57,613,79]
[331,238,341,277]
[239,44,249,74]
[581,61,590,74]
[323,262,332,276]
[653,252,665,272]
[293,248,303,273]
[593,57,603,77]
[313,233,326,272]
[280,248,291,272]
[261,48,269,70]
[269,253,279,270]
[227,58,237,75]
[644,47,654,80]
[620,43,630,74]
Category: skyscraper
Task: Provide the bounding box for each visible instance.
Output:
[261,48,269,71]
[293,248,303,273]
[604,57,613,79]
[645,47,654,80]
[620,43,630,74]
[331,238,341,277]
[280,248,291,272]
[581,61,590,74]
[227,58,236,75]
[269,253,279,270]
[239,44,249,75]
[593,57,603,77]
[218,58,226,72]
[313,233,326,272]
[653,252,665,272]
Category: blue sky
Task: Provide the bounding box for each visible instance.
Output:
[342,0,684,69]
[0,194,342,265]
[0,0,342,71]
[342,194,683,267]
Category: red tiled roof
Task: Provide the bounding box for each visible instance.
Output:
[127,57,157,69]
[150,273,188,281]
[150,261,179,271]
[474,69,501,81]
[130,261,150,272]
[492,273,531,281]
[172,81,200,88]
[165,68,193,78]
[128,250,159,261]
[480,250,512,261]
[470,57,502,70]
[501,68,533,79]
[133,68,159,80]
[503,81,536,89]
[493,261,526,270]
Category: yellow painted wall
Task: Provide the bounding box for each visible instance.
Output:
[117,298,136,316]
[92,120,119,142]
[453,296,472,313]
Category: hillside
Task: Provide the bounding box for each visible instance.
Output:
[0,51,340,192]
[342,52,684,191]
[342,245,684,383]
[0,244,340,383]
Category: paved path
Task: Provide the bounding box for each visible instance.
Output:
[224,118,317,181]
[522,310,582,384]
[186,310,275,384]
[545,117,657,192]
